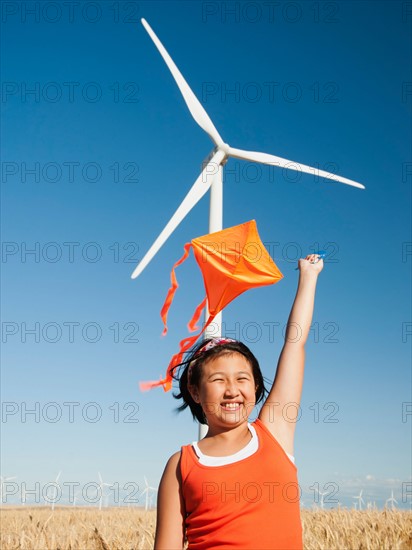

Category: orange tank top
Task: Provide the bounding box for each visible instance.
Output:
[180,418,303,550]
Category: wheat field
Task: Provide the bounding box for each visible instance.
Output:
[0,507,411,549]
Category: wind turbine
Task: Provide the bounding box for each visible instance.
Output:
[314,487,327,509]
[72,489,81,507]
[50,471,61,511]
[97,472,112,511]
[140,476,158,511]
[131,18,364,282]
[386,490,398,510]
[133,19,364,439]
[353,489,365,511]
[0,476,16,504]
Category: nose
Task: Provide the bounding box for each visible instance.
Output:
[224,380,239,397]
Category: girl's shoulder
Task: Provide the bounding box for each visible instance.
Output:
[166,450,182,470]
[160,451,183,487]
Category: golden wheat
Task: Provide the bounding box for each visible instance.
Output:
[0,507,411,549]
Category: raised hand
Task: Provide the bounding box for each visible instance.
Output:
[298,254,324,275]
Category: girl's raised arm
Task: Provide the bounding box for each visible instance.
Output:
[258,254,323,456]
[154,451,186,550]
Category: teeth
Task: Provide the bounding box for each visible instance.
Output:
[222,403,240,409]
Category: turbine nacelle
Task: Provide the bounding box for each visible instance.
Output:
[218,143,231,156]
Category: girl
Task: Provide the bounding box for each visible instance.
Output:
[154,254,323,550]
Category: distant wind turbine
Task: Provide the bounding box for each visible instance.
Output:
[50,471,61,511]
[73,489,81,507]
[131,18,365,282]
[97,472,112,511]
[386,490,398,510]
[314,487,327,509]
[353,490,365,511]
[0,476,17,504]
[141,476,158,511]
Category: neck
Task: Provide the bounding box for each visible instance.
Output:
[204,421,250,440]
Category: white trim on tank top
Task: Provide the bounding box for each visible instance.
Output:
[191,423,295,466]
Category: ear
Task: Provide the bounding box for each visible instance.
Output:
[188,384,200,403]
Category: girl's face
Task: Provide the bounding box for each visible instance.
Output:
[189,352,257,428]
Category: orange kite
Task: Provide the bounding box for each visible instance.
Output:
[140,220,283,391]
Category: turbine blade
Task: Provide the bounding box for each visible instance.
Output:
[227,146,365,190]
[131,150,225,279]
[141,19,223,146]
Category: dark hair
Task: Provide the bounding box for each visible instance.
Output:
[171,338,268,424]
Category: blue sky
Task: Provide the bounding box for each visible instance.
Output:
[1,0,411,510]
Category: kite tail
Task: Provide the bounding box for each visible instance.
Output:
[187,297,207,332]
[160,242,192,336]
[139,378,173,392]
[139,314,215,392]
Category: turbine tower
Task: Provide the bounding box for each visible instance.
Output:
[133,19,365,438]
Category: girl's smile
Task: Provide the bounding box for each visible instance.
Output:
[221,402,242,411]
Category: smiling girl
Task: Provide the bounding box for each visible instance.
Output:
[154,254,323,550]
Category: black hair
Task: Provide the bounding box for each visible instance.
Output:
[171,338,268,424]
